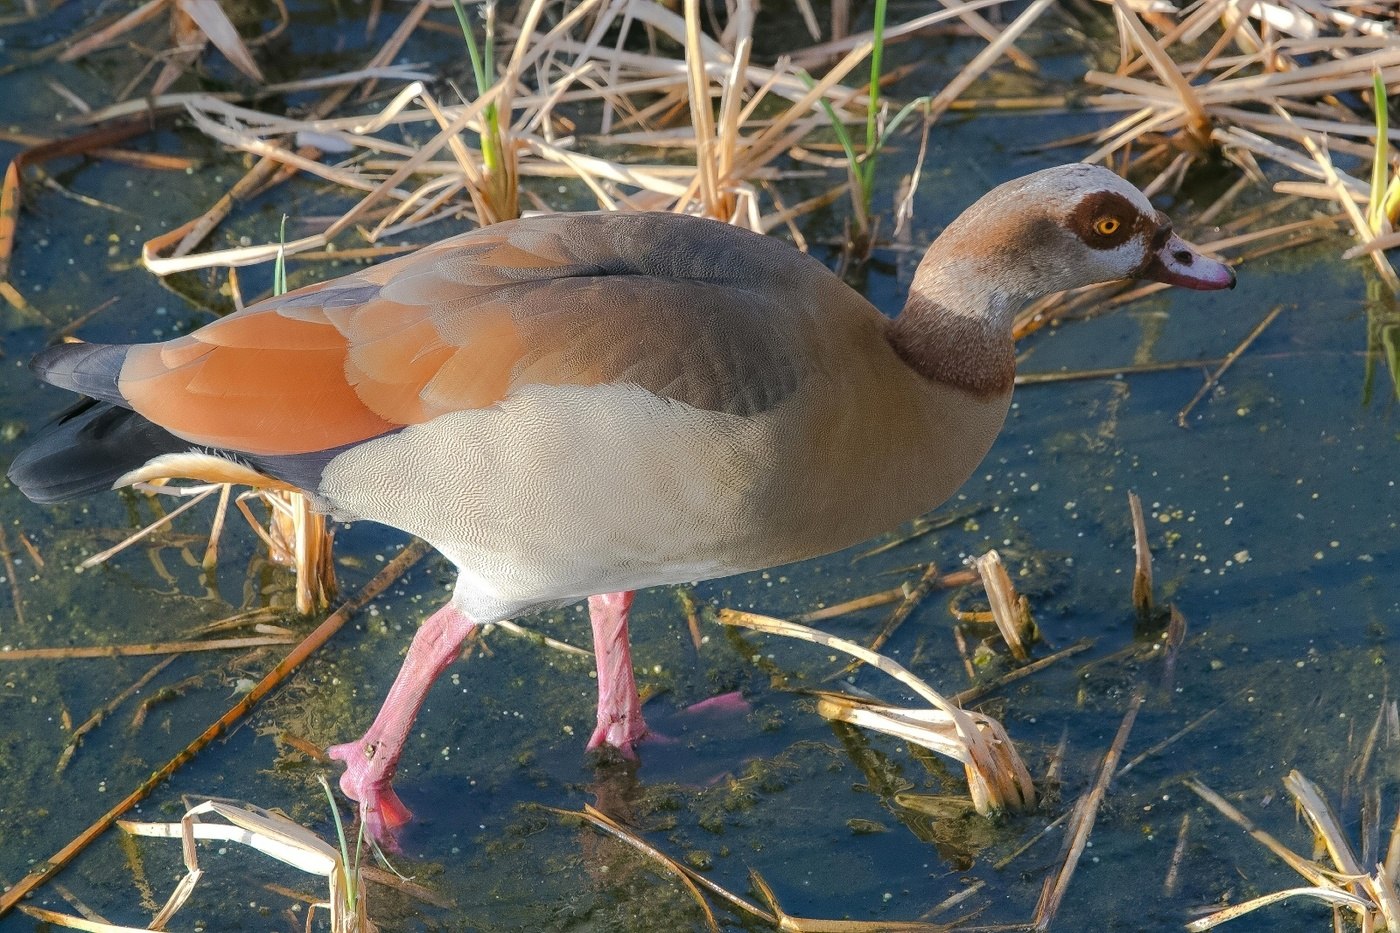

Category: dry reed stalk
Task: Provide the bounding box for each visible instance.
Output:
[160,0,1010,272]
[549,802,915,929]
[1164,813,1191,896]
[751,867,961,931]
[1157,603,1187,692]
[85,476,336,618]
[1032,691,1144,930]
[855,506,985,561]
[1115,702,1222,782]
[950,638,1093,706]
[825,563,944,681]
[58,0,277,98]
[925,0,1056,127]
[795,585,908,623]
[676,588,703,652]
[1299,128,1400,290]
[77,486,218,569]
[1016,357,1225,385]
[1071,0,1400,270]
[720,609,1035,814]
[1184,767,1400,930]
[0,635,295,661]
[257,489,338,615]
[952,624,976,680]
[0,539,429,920]
[1,119,157,294]
[550,804,721,933]
[486,618,590,657]
[994,802,1075,873]
[0,525,26,628]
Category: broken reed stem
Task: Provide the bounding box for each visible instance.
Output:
[1128,491,1153,620]
[973,550,1031,661]
[926,0,1056,123]
[1033,691,1145,930]
[488,618,591,657]
[1177,304,1286,428]
[0,538,430,920]
[14,530,42,569]
[291,493,336,614]
[1159,604,1187,692]
[1116,700,1221,780]
[869,563,943,657]
[201,483,232,570]
[995,808,1072,873]
[0,525,25,628]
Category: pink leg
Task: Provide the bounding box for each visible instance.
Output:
[586,591,647,756]
[326,602,477,849]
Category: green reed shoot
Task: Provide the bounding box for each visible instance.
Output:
[319,773,366,921]
[451,0,517,222]
[1362,69,1400,402]
[805,0,928,261]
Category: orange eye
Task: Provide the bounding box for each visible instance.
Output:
[1094,217,1121,236]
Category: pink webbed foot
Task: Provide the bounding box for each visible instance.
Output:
[327,739,414,850]
[586,591,648,758]
[586,704,649,758]
[326,601,478,849]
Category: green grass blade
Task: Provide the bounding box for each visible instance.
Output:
[452,0,490,97]
[273,214,287,297]
[876,96,930,152]
[452,0,503,178]
[861,0,888,213]
[319,773,358,913]
[800,70,861,176]
[1369,67,1388,233]
[483,0,496,91]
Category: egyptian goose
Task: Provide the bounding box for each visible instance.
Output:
[7,163,1234,845]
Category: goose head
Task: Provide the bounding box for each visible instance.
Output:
[909,163,1235,330]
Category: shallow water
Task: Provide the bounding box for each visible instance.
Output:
[1,3,1398,932]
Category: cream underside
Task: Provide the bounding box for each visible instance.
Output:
[319,375,1010,624]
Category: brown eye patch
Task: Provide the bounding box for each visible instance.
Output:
[1067,190,1154,250]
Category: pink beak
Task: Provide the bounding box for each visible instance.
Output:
[1140,232,1236,290]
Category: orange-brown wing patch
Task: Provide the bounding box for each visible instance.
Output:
[112,228,544,457]
[120,300,402,456]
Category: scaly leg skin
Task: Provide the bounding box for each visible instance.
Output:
[586,590,648,756]
[327,602,477,849]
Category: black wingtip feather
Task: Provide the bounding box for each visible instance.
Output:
[29,342,131,407]
[7,399,190,504]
